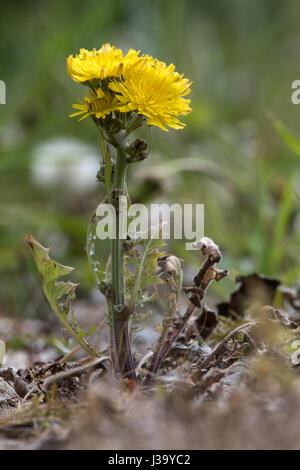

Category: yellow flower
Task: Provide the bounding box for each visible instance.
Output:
[109,56,192,131]
[67,44,124,83]
[70,88,119,121]
[67,45,192,130]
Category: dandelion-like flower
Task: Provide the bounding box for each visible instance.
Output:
[110,56,192,131]
[70,88,119,121]
[67,44,192,130]
[67,44,124,83]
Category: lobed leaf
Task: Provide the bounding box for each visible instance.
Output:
[25,235,98,357]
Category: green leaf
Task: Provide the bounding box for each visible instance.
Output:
[25,235,77,309]
[267,173,295,273]
[270,114,300,159]
[25,235,98,357]
[124,236,166,310]
[50,337,72,356]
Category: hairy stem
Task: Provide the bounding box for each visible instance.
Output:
[111,147,137,380]
[99,132,112,203]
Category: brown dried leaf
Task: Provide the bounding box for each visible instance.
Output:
[217,273,280,318]
[193,237,222,262]
[280,286,300,313]
[195,307,219,340]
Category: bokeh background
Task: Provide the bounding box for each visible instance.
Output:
[1,0,300,344]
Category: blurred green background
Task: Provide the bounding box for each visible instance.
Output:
[1,0,300,322]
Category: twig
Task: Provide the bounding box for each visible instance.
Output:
[197,321,257,369]
[58,345,81,364]
[42,356,110,392]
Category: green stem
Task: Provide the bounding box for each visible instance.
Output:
[111,147,137,380]
[99,133,112,203]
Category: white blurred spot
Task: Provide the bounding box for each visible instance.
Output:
[31,137,100,193]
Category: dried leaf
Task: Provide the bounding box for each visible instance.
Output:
[217,273,280,318]
[192,237,222,262]
[195,307,219,339]
[261,305,298,329]
[280,286,300,313]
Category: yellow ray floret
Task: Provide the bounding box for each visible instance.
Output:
[67,44,124,83]
[70,88,119,121]
[109,56,192,131]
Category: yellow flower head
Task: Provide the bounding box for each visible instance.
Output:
[67,44,192,130]
[70,88,119,121]
[109,56,192,131]
[67,43,124,83]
